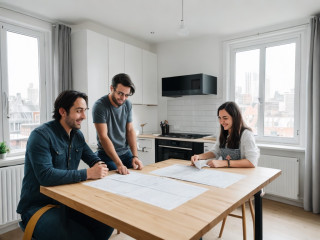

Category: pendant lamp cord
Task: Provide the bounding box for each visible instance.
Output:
[181,0,184,21]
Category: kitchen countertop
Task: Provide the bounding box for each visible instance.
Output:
[138,134,216,143]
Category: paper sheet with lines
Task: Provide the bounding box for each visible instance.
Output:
[151,164,245,188]
[83,172,207,210]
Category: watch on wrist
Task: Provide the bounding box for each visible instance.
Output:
[132,155,138,159]
[227,159,230,168]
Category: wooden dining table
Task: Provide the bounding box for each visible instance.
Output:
[40,159,281,240]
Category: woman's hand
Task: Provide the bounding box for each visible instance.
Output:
[207,159,228,168]
[191,155,200,166]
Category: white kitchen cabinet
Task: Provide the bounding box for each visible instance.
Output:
[109,42,157,105]
[204,142,215,152]
[125,43,143,104]
[73,29,157,116]
[108,38,125,87]
[72,29,108,145]
[137,137,155,166]
[142,50,157,105]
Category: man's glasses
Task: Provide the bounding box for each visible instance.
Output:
[114,89,132,98]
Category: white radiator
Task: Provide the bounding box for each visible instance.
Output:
[0,164,24,225]
[258,155,299,200]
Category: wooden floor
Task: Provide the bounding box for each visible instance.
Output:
[0,199,319,240]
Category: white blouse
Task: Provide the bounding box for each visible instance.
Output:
[209,129,260,166]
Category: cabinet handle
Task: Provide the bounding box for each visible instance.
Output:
[138,148,149,153]
[142,147,149,152]
[158,145,192,151]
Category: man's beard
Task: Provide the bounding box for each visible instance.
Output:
[111,92,124,106]
[65,116,82,130]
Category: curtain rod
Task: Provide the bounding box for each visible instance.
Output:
[0,5,65,26]
[223,22,309,43]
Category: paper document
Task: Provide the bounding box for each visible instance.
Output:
[194,160,209,169]
[83,172,208,210]
[151,164,245,188]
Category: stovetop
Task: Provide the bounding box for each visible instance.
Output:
[159,133,209,139]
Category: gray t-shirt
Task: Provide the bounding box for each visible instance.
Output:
[92,94,132,155]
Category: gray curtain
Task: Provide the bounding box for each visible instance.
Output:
[304,15,320,214]
[53,24,73,93]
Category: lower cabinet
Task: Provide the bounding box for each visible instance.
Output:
[137,138,155,166]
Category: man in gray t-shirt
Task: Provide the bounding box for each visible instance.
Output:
[92,73,143,175]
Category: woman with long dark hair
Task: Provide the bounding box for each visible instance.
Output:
[191,101,259,168]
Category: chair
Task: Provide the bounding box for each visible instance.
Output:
[219,189,264,240]
[218,198,255,240]
[21,220,120,239]
[18,221,36,240]
[18,204,57,240]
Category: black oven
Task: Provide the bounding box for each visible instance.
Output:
[155,139,204,162]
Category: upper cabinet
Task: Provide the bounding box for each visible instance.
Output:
[143,50,158,105]
[109,40,157,105]
[72,29,108,144]
[108,38,125,89]
[73,29,158,112]
[125,44,143,104]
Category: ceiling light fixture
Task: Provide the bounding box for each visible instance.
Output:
[177,0,189,37]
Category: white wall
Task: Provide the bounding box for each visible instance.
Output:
[156,35,223,135]
[132,105,158,134]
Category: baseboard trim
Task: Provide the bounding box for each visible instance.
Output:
[264,194,303,208]
[0,220,20,235]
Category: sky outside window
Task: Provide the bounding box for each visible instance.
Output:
[234,42,296,138]
[7,31,39,100]
[6,31,40,152]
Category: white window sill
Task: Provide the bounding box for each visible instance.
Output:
[0,155,25,167]
[257,143,305,152]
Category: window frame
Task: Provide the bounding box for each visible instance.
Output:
[223,25,308,146]
[0,21,51,156]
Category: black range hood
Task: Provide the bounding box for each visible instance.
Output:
[162,73,217,97]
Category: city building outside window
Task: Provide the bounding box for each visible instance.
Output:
[225,25,307,145]
[0,22,49,155]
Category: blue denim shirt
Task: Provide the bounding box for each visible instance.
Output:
[17,120,100,218]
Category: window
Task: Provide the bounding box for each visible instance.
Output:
[226,27,307,144]
[0,23,49,155]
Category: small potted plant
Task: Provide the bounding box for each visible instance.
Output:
[0,141,10,160]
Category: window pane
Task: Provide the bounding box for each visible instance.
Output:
[7,31,40,152]
[235,49,260,135]
[264,43,295,138]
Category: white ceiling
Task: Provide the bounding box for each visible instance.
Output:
[0,0,319,43]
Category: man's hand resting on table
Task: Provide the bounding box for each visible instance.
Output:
[87,161,109,179]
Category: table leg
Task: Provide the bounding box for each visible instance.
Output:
[254,190,263,240]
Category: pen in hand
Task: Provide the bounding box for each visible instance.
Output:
[87,161,108,179]
[97,161,106,166]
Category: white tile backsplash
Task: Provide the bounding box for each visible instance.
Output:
[166,96,222,136]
